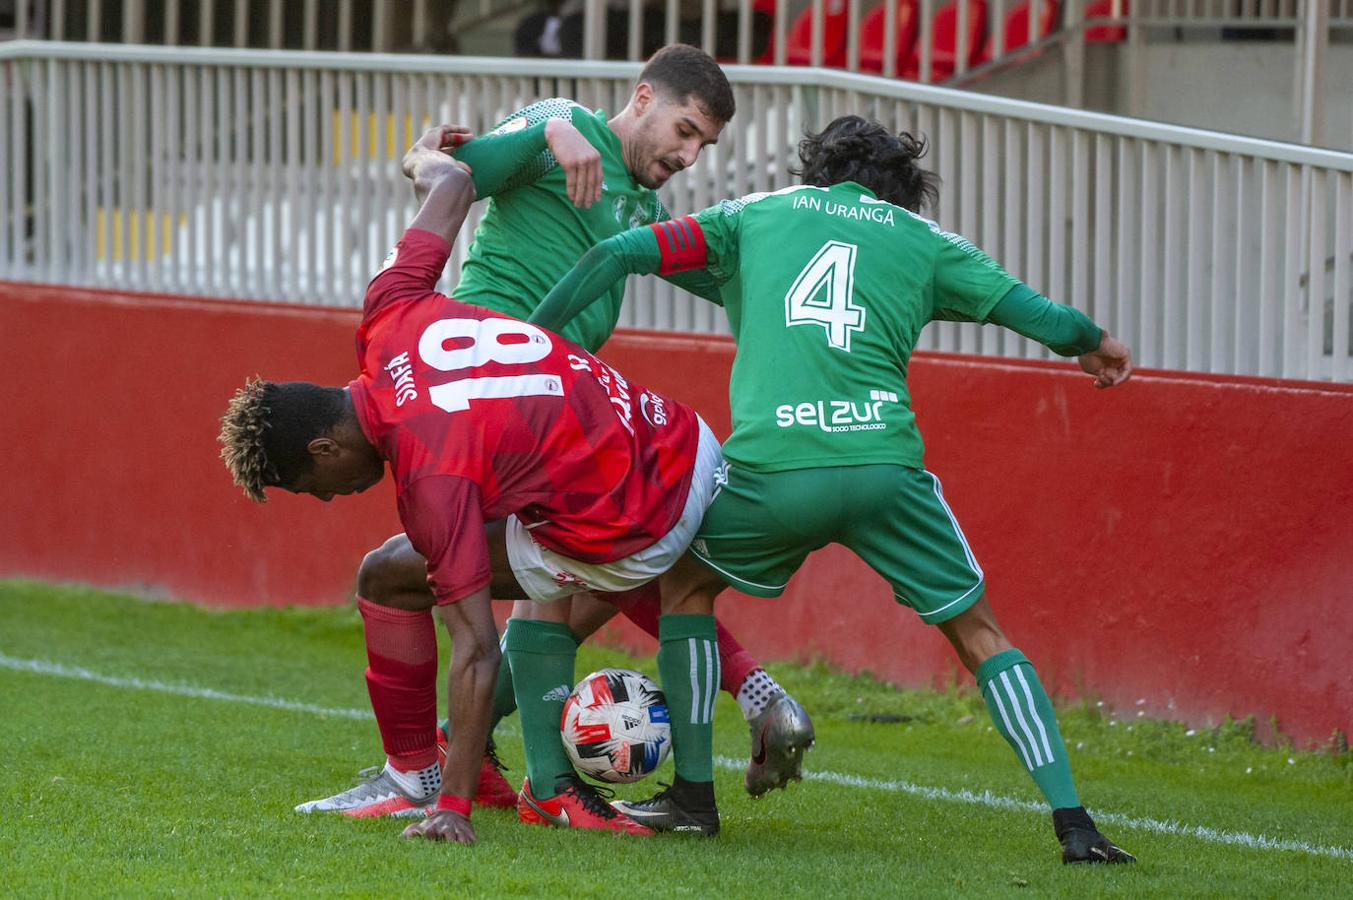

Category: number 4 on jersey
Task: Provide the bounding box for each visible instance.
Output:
[784,240,865,352]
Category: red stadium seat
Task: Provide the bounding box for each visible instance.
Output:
[902,0,987,81]
[975,0,1059,65]
[785,0,850,67]
[858,0,919,74]
[1084,0,1127,42]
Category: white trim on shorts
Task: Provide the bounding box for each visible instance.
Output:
[505,417,723,603]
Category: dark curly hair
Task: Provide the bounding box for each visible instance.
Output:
[794,115,940,213]
[219,378,347,501]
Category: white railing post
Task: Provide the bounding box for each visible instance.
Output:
[920,0,934,82]
[847,0,862,71]
[1297,0,1329,146]
[199,0,214,46]
[775,0,788,66]
[883,0,898,77]
[737,0,752,63]
[1064,0,1085,107]
[811,0,825,68]
[630,0,645,61]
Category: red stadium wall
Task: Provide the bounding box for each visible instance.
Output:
[4,283,1352,745]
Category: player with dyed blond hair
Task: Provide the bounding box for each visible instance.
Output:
[285,44,813,826]
[221,126,733,842]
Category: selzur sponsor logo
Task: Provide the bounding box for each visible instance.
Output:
[774,389,900,433]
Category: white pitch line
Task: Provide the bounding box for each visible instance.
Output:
[3,652,1348,862]
[713,757,1353,862]
[0,652,373,721]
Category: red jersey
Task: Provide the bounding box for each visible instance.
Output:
[349,228,699,604]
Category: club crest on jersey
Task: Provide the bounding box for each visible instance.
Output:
[379,246,398,272]
[629,206,653,229]
[385,351,418,407]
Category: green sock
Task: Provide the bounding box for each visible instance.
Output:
[976,648,1080,810]
[657,614,719,784]
[505,617,578,801]
[491,627,519,726]
[441,630,517,741]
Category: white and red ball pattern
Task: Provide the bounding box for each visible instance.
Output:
[561,668,671,784]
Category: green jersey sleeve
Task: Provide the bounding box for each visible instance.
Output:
[690,197,746,286]
[452,99,590,197]
[529,228,662,334]
[929,228,1025,323]
[987,286,1103,356]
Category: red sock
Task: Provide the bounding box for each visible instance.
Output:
[357,597,439,772]
[611,583,761,697]
[714,619,760,696]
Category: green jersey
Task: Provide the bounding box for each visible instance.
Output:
[452,98,716,352]
[689,181,1025,471]
[531,181,1102,471]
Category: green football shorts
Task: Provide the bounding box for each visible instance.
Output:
[689,463,985,624]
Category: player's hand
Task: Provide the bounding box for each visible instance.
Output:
[403,125,474,180]
[1078,332,1132,389]
[401,809,477,844]
[545,118,602,209]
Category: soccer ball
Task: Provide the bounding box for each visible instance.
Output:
[561,668,671,784]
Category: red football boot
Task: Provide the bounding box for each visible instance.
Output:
[476,738,520,809]
[517,776,655,835]
[434,726,519,809]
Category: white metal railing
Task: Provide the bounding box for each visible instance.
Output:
[2,42,1351,381]
[8,0,525,52]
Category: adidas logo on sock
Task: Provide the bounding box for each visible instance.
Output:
[542,684,571,702]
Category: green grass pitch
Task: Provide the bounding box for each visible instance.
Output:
[2,580,1350,898]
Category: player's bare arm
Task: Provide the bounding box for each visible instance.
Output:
[401,584,499,844]
[401,126,476,245]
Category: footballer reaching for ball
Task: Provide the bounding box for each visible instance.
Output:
[530,115,1137,861]
[219,125,744,842]
[280,43,812,824]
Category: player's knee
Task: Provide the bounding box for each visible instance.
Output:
[356,534,427,607]
[937,598,1012,674]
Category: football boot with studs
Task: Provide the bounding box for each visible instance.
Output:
[611,775,720,836]
[517,775,654,835]
[1054,806,1137,864]
[745,690,816,797]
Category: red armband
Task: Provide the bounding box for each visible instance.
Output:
[652,215,708,275]
[435,794,473,817]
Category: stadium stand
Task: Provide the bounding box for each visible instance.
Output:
[785,0,851,66]
[1083,0,1127,42]
[858,0,919,74]
[975,0,1061,64]
[902,0,988,80]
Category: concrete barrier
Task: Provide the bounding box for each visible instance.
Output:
[3,282,1350,744]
